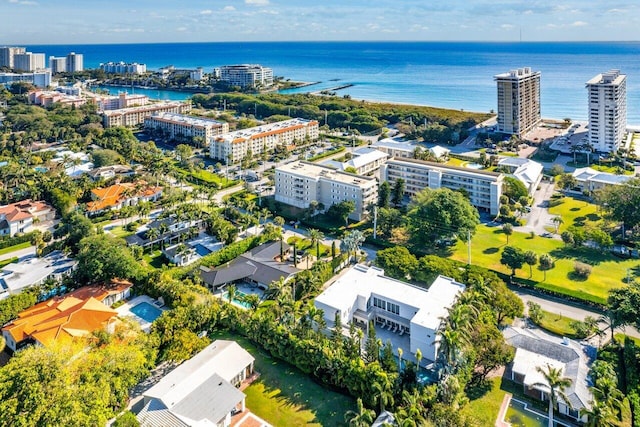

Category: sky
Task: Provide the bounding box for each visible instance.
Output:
[1,0,639,44]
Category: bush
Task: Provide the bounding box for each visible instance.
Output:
[573,261,592,278]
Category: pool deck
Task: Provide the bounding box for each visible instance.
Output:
[215,282,265,310]
[116,295,166,332]
[495,393,512,427]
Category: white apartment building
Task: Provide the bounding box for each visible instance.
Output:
[275,161,378,221]
[586,70,627,153]
[101,102,192,128]
[216,64,273,88]
[371,138,420,159]
[144,112,229,146]
[0,46,25,68]
[210,118,319,163]
[49,57,67,74]
[88,92,149,111]
[495,67,541,137]
[100,61,147,74]
[0,70,51,88]
[13,52,45,72]
[315,265,466,364]
[65,52,83,72]
[382,157,503,215]
[325,147,389,177]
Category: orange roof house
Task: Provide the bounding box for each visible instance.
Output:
[1,281,132,353]
[0,199,55,237]
[86,181,162,214]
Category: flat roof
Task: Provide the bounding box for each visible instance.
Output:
[277,161,376,186]
[0,251,76,294]
[315,265,465,330]
[102,102,186,116]
[215,118,317,143]
[388,156,502,178]
[586,69,626,86]
[146,112,226,127]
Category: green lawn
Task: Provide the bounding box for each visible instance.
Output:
[0,241,32,256]
[547,197,602,234]
[591,164,634,175]
[142,250,169,269]
[445,157,467,167]
[287,236,333,257]
[209,330,354,426]
[449,224,635,304]
[175,164,237,188]
[0,257,18,268]
[109,226,134,238]
[464,377,507,426]
[534,309,579,339]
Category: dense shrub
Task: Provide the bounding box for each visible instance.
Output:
[573,261,592,278]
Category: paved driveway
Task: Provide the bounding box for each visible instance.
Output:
[515,181,559,237]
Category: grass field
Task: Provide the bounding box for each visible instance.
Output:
[287,236,333,257]
[449,223,635,304]
[534,309,579,339]
[108,225,134,238]
[547,197,602,234]
[0,241,32,256]
[0,257,18,268]
[464,377,507,425]
[209,330,354,426]
[176,165,237,188]
[142,250,169,269]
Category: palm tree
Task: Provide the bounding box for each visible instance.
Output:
[145,227,160,250]
[242,293,261,311]
[226,284,237,304]
[265,277,289,300]
[502,223,513,244]
[307,228,324,259]
[552,216,564,234]
[371,373,395,413]
[530,363,573,427]
[580,399,618,427]
[344,398,375,427]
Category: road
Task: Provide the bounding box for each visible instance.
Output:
[514,288,640,340]
[0,245,35,261]
[515,181,559,236]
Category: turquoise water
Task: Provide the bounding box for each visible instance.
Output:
[94,85,191,101]
[221,290,251,308]
[26,41,640,122]
[130,301,163,323]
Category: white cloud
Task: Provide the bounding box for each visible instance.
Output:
[8,0,38,5]
[223,6,235,11]
[570,20,588,27]
[245,0,269,5]
[501,24,515,30]
[176,27,187,32]
[200,9,212,15]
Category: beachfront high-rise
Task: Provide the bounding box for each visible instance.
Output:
[215,64,273,88]
[13,52,46,72]
[494,67,541,138]
[0,46,26,69]
[586,70,627,153]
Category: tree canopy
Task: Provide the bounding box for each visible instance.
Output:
[75,235,145,284]
[407,188,480,243]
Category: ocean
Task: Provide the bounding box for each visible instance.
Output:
[26,41,640,123]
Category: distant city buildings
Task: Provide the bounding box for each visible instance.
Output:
[49,56,66,74]
[50,52,83,73]
[13,51,46,72]
[144,112,229,146]
[159,65,204,81]
[0,70,51,88]
[495,67,541,138]
[0,46,26,68]
[88,92,149,112]
[100,61,147,74]
[101,101,192,127]
[275,161,378,221]
[29,88,86,108]
[214,64,273,88]
[586,69,627,152]
[210,118,319,163]
[381,157,503,216]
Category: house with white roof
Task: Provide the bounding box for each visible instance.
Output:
[571,167,634,194]
[497,157,543,196]
[314,264,465,364]
[137,340,256,427]
[504,326,595,423]
[322,147,389,177]
[0,251,77,300]
[371,137,420,159]
[428,145,451,160]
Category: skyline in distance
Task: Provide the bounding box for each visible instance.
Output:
[2,0,639,45]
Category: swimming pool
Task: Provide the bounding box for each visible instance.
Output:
[505,399,548,427]
[130,301,163,323]
[193,244,212,257]
[221,290,252,309]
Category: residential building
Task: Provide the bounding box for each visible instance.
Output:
[315,265,465,364]
[101,102,191,127]
[88,92,149,111]
[324,147,389,176]
[0,46,26,68]
[159,66,204,82]
[0,70,51,87]
[0,251,77,300]
[381,157,503,215]
[137,340,256,427]
[504,326,594,423]
[13,52,46,72]
[49,56,67,74]
[0,199,55,237]
[586,70,627,152]
[200,241,300,292]
[496,157,543,195]
[495,67,542,137]
[210,118,319,163]
[144,112,229,146]
[428,145,451,160]
[371,137,420,159]
[100,61,147,74]
[28,90,86,108]
[571,167,634,193]
[86,181,163,215]
[215,64,273,88]
[87,165,135,181]
[1,281,131,352]
[66,52,83,72]
[275,161,378,221]
[126,215,207,249]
